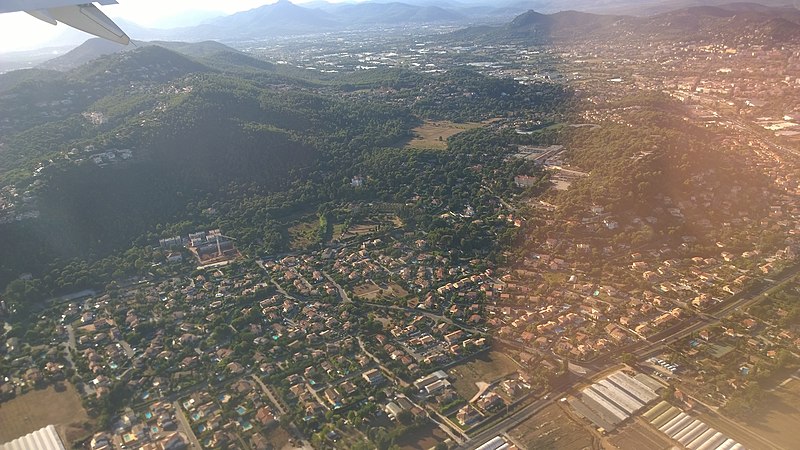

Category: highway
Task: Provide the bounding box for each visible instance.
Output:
[457,261,800,449]
[457,397,555,450]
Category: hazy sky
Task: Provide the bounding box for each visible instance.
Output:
[0,0,358,53]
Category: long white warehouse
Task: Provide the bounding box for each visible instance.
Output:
[581,388,629,422]
[597,379,645,413]
[608,371,659,403]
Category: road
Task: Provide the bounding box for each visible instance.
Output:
[250,374,287,415]
[457,397,554,450]
[357,336,409,388]
[459,263,800,448]
[587,260,800,370]
[360,301,485,335]
[322,271,353,303]
[324,268,486,337]
[173,400,202,449]
[250,375,313,449]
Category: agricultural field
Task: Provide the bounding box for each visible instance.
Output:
[607,419,673,450]
[405,121,483,150]
[0,383,90,444]
[702,376,800,450]
[449,350,519,400]
[508,403,599,450]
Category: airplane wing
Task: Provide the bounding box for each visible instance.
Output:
[0,0,129,45]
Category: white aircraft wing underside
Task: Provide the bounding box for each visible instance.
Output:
[1,0,129,45]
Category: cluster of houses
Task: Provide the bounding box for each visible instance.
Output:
[90,402,188,450]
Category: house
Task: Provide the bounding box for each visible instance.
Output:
[324,387,342,406]
[414,370,448,390]
[424,379,451,396]
[501,379,522,397]
[456,405,480,426]
[385,402,404,420]
[444,330,464,344]
[251,433,270,450]
[226,362,244,374]
[159,433,187,450]
[362,368,385,386]
[255,407,277,428]
[476,392,504,411]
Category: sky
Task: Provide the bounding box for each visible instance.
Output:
[0,0,358,53]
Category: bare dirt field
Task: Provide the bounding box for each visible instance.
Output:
[700,376,800,450]
[385,282,409,298]
[0,383,90,444]
[353,281,382,300]
[607,419,673,450]
[509,403,600,450]
[449,350,519,400]
[405,121,483,150]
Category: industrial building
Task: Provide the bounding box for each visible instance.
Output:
[569,371,747,449]
[568,370,661,432]
[643,401,745,450]
[0,425,66,450]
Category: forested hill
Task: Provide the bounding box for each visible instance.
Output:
[0,44,421,286]
[39,39,239,72]
[0,36,571,292]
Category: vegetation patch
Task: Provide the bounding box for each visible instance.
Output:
[395,420,449,450]
[287,217,323,251]
[449,350,519,400]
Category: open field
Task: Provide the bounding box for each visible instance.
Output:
[0,383,90,444]
[700,376,800,450]
[396,422,449,450]
[352,281,408,301]
[353,281,381,299]
[405,121,484,150]
[287,219,320,250]
[607,419,673,450]
[385,282,409,298]
[449,350,519,400]
[508,403,599,450]
[336,222,378,241]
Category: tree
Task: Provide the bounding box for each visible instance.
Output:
[397,410,413,425]
[621,353,636,366]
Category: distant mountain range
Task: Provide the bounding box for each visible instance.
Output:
[12,1,800,71]
[4,0,797,56]
[452,3,800,45]
[120,0,481,42]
